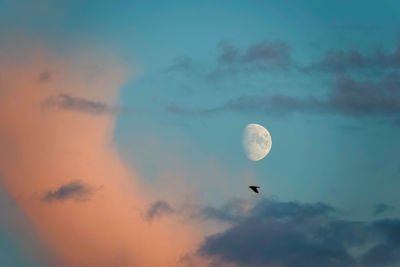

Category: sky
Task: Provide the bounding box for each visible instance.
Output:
[1,1,400,266]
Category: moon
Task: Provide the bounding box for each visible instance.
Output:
[243,123,272,161]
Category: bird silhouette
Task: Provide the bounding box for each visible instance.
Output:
[249,186,260,193]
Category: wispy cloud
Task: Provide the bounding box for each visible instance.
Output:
[164,40,293,83]
[198,199,250,223]
[166,56,198,73]
[305,40,400,72]
[165,38,400,87]
[165,103,223,116]
[217,41,239,64]
[206,40,293,82]
[168,73,400,122]
[146,200,174,220]
[43,94,121,115]
[218,40,292,68]
[226,74,400,117]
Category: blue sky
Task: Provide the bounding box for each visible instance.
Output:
[2,1,400,266]
[109,0,400,212]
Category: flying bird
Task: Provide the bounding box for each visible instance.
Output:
[249,186,260,193]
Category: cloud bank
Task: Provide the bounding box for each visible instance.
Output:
[198,198,400,267]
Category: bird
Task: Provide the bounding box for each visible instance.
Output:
[249,186,260,193]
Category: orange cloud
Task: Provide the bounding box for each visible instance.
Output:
[0,38,203,266]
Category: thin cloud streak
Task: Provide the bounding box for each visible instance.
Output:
[43,94,121,115]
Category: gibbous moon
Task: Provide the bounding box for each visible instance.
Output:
[243,123,272,161]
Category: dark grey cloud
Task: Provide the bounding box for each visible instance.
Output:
[198,198,400,267]
[306,41,400,72]
[146,200,174,220]
[361,244,400,266]
[42,180,92,203]
[201,220,354,267]
[374,204,392,216]
[43,94,121,115]
[361,219,400,266]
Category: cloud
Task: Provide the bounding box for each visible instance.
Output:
[225,74,400,117]
[200,198,335,224]
[250,198,335,220]
[43,94,120,115]
[146,200,174,220]
[201,221,354,267]
[305,40,400,72]
[201,206,241,223]
[199,199,250,223]
[42,181,92,202]
[166,37,400,88]
[241,41,291,67]
[218,41,292,68]
[198,198,400,267]
[306,49,367,72]
[166,103,223,116]
[325,74,400,116]
[164,40,293,83]
[206,40,293,82]
[360,219,400,266]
